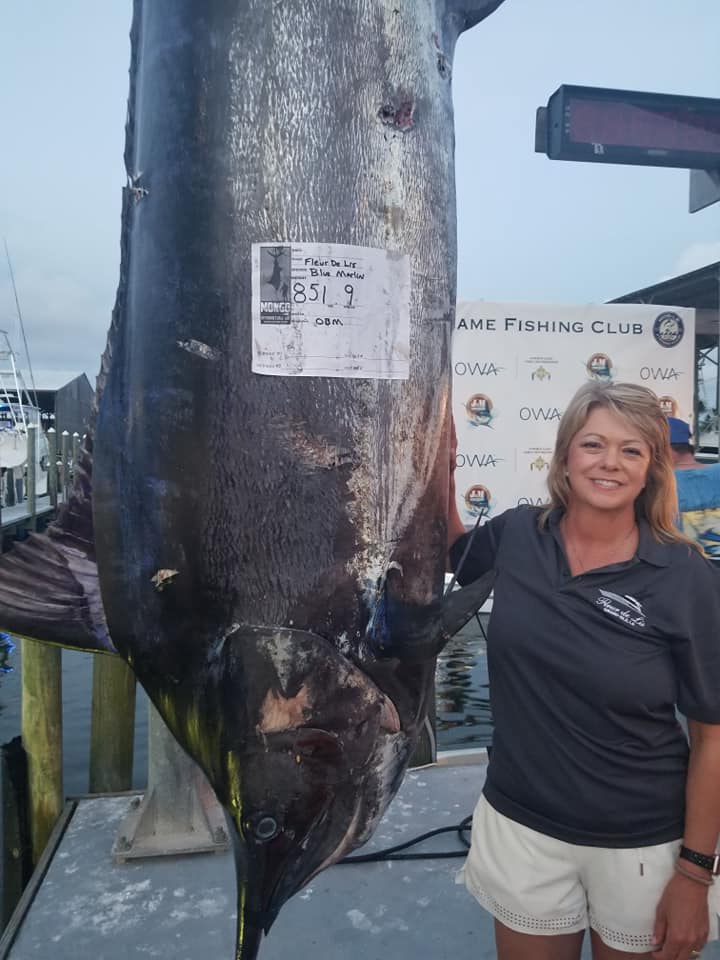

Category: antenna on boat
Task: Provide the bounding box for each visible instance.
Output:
[3,239,38,409]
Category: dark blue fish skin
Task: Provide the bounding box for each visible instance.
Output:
[0,2,503,957]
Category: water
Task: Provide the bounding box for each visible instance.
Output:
[0,645,150,797]
[436,614,492,750]
[0,619,491,796]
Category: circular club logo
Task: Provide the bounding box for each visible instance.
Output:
[464,484,492,517]
[653,312,684,348]
[586,353,613,380]
[465,393,494,427]
[658,395,678,418]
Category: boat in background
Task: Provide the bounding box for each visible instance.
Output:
[0,330,49,500]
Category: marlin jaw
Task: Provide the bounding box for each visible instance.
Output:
[227,743,368,955]
[219,569,498,957]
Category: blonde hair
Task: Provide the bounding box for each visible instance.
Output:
[538,381,697,549]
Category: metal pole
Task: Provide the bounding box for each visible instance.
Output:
[26,424,36,532]
[47,428,57,509]
[60,431,70,501]
[5,468,15,508]
[71,432,80,480]
[112,705,229,860]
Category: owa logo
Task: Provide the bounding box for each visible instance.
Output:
[454,361,503,377]
[519,407,561,422]
[455,452,503,468]
[640,366,681,382]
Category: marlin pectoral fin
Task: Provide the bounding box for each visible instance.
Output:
[0,434,116,655]
[0,533,114,654]
[440,569,496,640]
[366,569,495,663]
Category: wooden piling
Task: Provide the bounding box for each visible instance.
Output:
[47,428,57,508]
[21,638,63,864]
[89,655,137,793]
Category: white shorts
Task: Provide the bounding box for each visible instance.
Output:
[457,794,720,954]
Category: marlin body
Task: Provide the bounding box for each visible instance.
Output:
[0,1,503,956]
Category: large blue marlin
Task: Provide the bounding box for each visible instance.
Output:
[0,2,503,956]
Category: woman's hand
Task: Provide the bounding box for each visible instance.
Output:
[651,871,709,960]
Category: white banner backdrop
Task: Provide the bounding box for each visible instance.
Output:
[452,301,695,524]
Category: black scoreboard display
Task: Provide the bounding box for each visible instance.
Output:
[537,85,720,170]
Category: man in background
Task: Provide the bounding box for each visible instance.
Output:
[669,416,720,562]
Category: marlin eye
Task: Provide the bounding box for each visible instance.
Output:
[249,814,279,842]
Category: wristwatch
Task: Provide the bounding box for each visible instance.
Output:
[679,845,720,875]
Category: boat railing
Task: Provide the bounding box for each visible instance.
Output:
[0,331,34,432]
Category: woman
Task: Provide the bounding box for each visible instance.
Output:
[448,381,720,960]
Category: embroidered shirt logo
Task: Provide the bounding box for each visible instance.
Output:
[595,590,646,628]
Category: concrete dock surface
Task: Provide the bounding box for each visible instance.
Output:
[3,759,719,959]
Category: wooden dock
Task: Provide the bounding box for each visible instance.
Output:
[1,495,61,539]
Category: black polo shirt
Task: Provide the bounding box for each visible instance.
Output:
[449,506,720,847]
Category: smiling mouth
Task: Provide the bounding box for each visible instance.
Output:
[591,479,622,488]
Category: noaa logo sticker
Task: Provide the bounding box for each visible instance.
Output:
[658,395,678,418]
[464,484,492,518]
[653,312,684,348]
[586,353,613,380]
[465,393,494,428]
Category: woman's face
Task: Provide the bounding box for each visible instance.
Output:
[565,406,651,517]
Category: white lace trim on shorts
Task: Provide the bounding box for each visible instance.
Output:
[470,882,586,934]
[589,913,655,951]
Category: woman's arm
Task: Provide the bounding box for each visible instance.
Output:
[652,720,720,960]
[683,720,720,866]
[447,419,466,556]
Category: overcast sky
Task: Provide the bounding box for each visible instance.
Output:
[1,1,718,388]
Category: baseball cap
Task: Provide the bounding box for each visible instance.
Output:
[667,417,691,445]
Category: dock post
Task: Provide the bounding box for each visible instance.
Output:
[89,655,137,793]
[1,736,32,926]
[47,428,58,509]
[71,432,80,480]
[26,425,37,532]
[60,431,70,501]
[5,468,15,508]
[21,638,63,864]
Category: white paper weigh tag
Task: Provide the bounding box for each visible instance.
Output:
[251,242,411,379]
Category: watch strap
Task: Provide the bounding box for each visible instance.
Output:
[679,845,720,875]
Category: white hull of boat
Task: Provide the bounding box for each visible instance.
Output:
[0,427,27,471]
[0,420,49,499]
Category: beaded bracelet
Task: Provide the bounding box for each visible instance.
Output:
[675,862,715,887]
